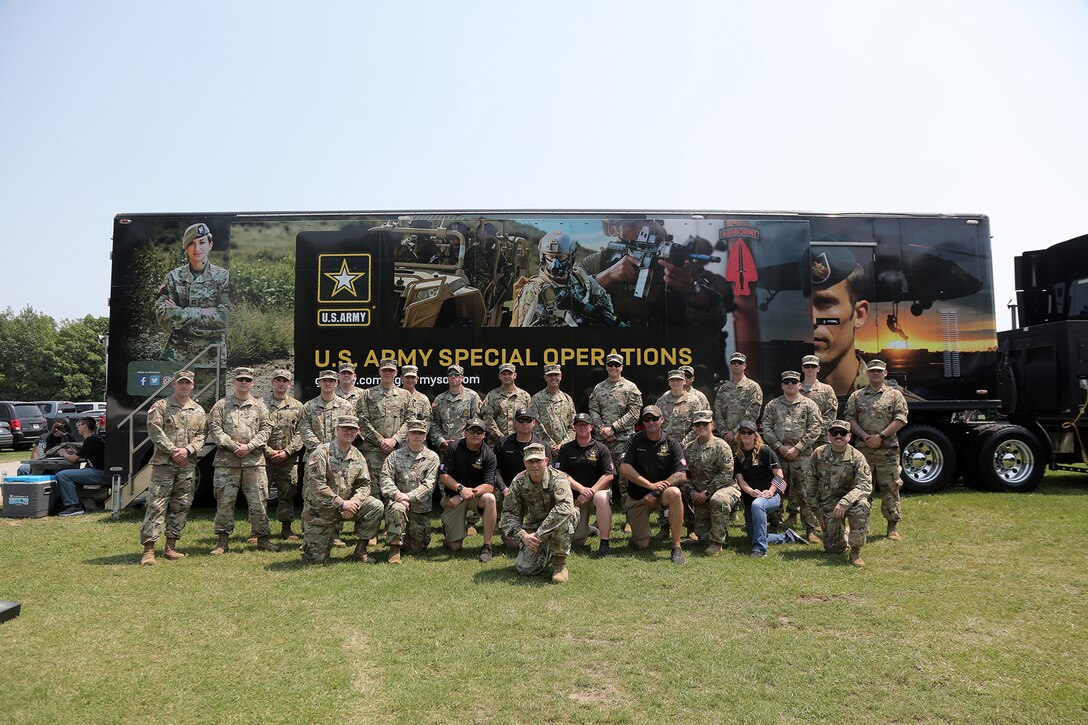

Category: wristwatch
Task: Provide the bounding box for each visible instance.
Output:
[456,484,465,494]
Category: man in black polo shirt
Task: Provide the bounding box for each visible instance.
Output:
[618,405,688,564]
[554,413,615,558]
[439,417,500,561]
[54,417,105,516]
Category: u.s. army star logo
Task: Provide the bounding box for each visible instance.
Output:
[318,254,372,303]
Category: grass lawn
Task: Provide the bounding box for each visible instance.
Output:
[1,473,1086,724]
[1,449,29,464]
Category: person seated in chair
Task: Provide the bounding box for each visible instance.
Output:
[54,417,105,517]
[17,419,75,476]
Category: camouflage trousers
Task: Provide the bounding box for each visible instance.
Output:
[604,439,630,503]
[266,458,299,523]
[514,519,574,577]
[781,454,819,529]
[384,501,433,552]
[300,498,384,565]
[213,466,271,537]
[861,447,903,522]
[685,487,742,545]
[816,499,871,553]
[162,333,226,365]
[362,448,391,499]
[139,463,195,545]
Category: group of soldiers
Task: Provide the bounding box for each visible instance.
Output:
[137,349,908,578]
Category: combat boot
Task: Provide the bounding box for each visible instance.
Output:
[886,522,901,541]
[705,543,723,556]
[782,513,798,530]
[353,542,372,563]
[140,543,156,566]
[210,533,229,555]
[163,538,185,560]
[805,527,822,545]
[256,536,279,552]
[388,545,402,565]
[849,547,865,567]
[280,521,300,542]
[550,555,569,584]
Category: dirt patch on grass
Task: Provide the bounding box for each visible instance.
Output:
[569,680,621,705]
[342,625,383,721]
[794,593,859,603]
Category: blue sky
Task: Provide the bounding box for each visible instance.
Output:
[2,0,1085,329]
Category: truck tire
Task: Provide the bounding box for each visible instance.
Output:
[974,424,1043,492]
[899,425,957,493]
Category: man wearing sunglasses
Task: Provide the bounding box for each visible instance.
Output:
[804,419,872,567]
[799,354,839,444]
[439,417,499,561]
[482,364,532,447]
[679,365,711,411]
[761,370,824,543]
[495,409,547,521]
[589,353,643,479]
[18,419,74,476]
[713,352,763,443]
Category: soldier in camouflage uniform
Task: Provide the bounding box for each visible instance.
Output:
[335,362,365,408]
[588,353,643,497]
[511,231,619,327]
[805,419,873,567]
[301,370,355,452]
[429,365,483,452]
[657,369,697,442]
[682,410,738,555]
[761,370,825,543]
[500,443,576,583]
[713,352,764,443]
[264,368,304,541]
[139,370,207,566]
[399,365,432,425]
[301,416,384,564]
[355,358,412,498]
[481,363,532,447]
[207,367,276,554]
[531,364,576,457]
[155,222,228,365]
[800,354,839,444]
[380,419,440,563]
[680,365,711,411]
[845,359,909,541]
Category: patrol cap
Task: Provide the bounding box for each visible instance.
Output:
[866,359,888,371]
[543,364,562,375]
[498,363,516,373]
[447,365,464,376]
[379,358,398,371]
[605,353,624,365]
[692,410,713,425]
[336,415,360,429]
[738,420,758,433]
[181,222,212,249]
[781,370,801,383]
[272,368,293,381]
[406,419,428,433]
[315,369,338,383]
[801,355,821,367]
[641,405,664,421]
[828,419,851,434]
[808,247,862,289]
[667,369,685,380]
[464,417,487,432]
[679,365,695,377]
[401,365,419,377]
[232,367,255,381]
[572,413,593,426]
[173,370,195,384]
[338,362,356,373]
[515,408,538,421]
[523,443,547,461]
[729,352,747,363]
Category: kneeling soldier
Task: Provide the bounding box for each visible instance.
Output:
[381,419,440,563]
[804,419,873,567]
[682,410,739,555]
[301,416,384,564]
[500,443,576,583]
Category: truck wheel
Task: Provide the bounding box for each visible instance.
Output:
[899,425,957,493]
[975,425,1043,492]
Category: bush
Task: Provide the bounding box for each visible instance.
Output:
[229,256,294,311]
[226,301,293,364]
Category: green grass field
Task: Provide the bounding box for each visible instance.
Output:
[2,474,1086,724]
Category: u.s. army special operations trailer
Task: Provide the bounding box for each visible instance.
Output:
[103,209,1042,513]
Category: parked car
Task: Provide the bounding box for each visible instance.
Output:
[73,402,106,413]
[57,409,106,442]
[0,420,14,450]
[0,401,49,449]
[32,400,78,427]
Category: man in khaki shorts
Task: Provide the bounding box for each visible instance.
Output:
[554,413,615,558]
[438,417,500,561]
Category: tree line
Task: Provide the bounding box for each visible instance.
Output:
[0,307,107,401]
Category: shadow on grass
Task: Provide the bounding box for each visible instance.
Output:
[471,566,554,587]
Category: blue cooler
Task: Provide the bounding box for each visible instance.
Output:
[2,475,55,518]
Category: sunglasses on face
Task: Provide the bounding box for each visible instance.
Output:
[782,380,800,385]
[516,418,534,423]
[236,378,253,382]
[738,430,755,435]
[802,364,818,369]
[829,430,849,437]
[642,416,661,423]
[729,361,745,366]
[466,429,485,435]
[693,422,710,427]
[606,362,622,368]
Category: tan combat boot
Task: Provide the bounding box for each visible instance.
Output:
[886,522,901,541]
[256,536,279,552]
[163,538,185,560]
[550,555,570,584]
[281,521,300,542]
[806,527,822,545]
[705,543,723,556]
[210,533,229,555]
[849,547,865,567]
[140,543,156,566]
[388,545,402,565]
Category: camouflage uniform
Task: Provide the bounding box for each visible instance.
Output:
[155,263,229,364]
[844,385,909,523]
[657,389,697,442]
[300,395,354,451]
[511,268,617,327]
[481,386,532,446]
[531,388,576,452]
[404,389,432,428]
[355,385,411,496]
[429,387,482,448]
[713,377,764,437]
[588,377,643,468]
[761,395,824,528]
[208,395,273,537]
[301,442,384,564]
[500,466,575,576]
[263,393,304,523]
[688,387,711,412]
[336,385,365,409]
[805,443,872,553]
[801,379,839,444]
[380,445,440,553]
[139,396,207,545]
[683,436,738,544]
